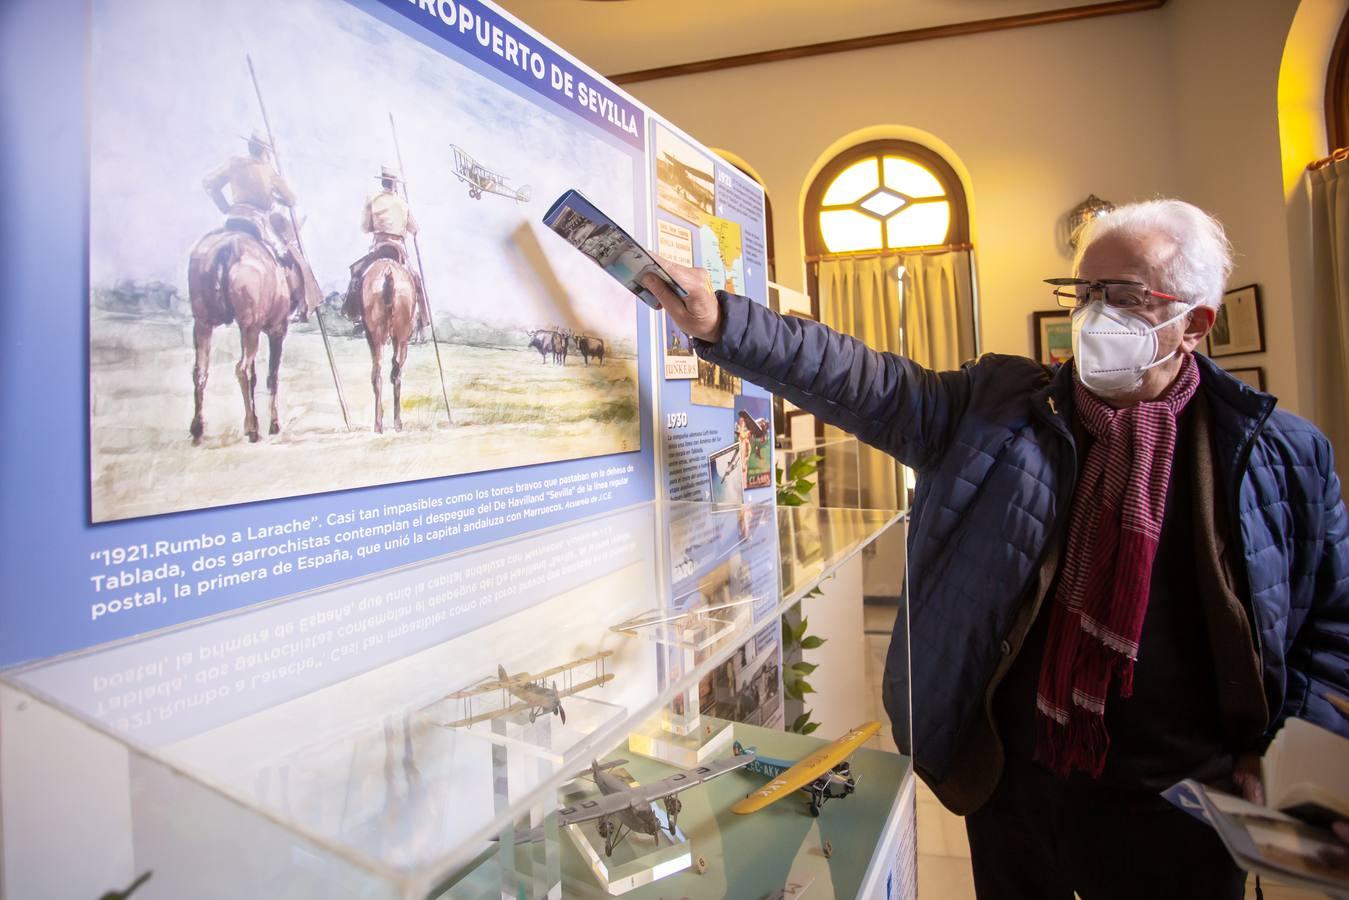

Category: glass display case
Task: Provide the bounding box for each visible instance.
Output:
[0,501,909,900]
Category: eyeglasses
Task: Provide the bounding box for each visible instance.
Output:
[1044,278,1181,311]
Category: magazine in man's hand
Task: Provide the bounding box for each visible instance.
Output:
[1162,779,1349,896]
[543,189,687,310]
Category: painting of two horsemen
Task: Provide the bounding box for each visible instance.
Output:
[86,0,644,523]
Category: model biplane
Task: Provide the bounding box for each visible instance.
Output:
[559,754,754,856]
[438,651,613,728]
[731,721,880,817]
[608,593,756,638]
[449,144,531,202]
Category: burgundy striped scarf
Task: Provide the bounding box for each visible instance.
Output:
[1034,356,1201,778]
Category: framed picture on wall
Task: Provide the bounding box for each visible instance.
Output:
[1207,284,1264,357]
[1227,367,1266,391]
[1032,311,1073,366]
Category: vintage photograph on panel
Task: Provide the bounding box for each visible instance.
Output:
[656,219,694,267]
[708,443,746,505]
[698,624,783,728]
[692,358,742,409]
[88,0,642,521]
[654,124,716,224]
[663,312,698,380]
[734,396,772,489]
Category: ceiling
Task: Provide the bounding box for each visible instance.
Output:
[494,0,1103,78]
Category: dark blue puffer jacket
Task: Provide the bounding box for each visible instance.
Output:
[695,293,1349,800]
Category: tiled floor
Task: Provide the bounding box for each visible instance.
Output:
[860,602,1323,900]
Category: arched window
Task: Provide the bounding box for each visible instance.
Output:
[804,140,969,257]
[1328,8,1349,150]
[800,139,976,514]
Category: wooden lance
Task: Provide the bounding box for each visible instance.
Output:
[246,54,351,430]
[389,112,453,423]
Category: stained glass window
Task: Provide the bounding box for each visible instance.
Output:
[806,142,967,255]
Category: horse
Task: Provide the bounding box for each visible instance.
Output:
[360,257,417,433]
[186,229,317,444]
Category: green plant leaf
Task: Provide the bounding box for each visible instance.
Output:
[788,454,823,477]
[785,680,805,701]
[792,712,813,732]
[791,662,818,675]
[801,721,821,735]
[798,680,816,695]
[801,635,826,650]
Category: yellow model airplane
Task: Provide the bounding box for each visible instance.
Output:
[731,721,881,816]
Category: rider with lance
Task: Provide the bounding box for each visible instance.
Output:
[201,129,319,321]
[344,166,429,330]
[203,129,295,238]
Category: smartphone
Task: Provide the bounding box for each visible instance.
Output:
[543,189,688,310]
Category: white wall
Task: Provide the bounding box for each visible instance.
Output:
[1279,0,1349,423]
[798,554,869,740]
[1164,0,1303,409]
[629,0,1322,414]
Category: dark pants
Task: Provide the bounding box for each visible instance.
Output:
[965,759,1246,900]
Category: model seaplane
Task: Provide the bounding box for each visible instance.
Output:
[731,721,881,817]
[437,651,613,728]
[449,144,531,202]
[559,753,755,856]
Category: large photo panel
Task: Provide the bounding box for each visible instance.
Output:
[652,120,773,505]
[89,0,644,522]
[0,0,659,666]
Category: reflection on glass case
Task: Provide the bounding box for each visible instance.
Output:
[1,502,908,899]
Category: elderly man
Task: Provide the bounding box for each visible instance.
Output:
[645,199,1349,899]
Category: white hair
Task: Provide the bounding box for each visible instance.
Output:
[1072,199,1234,310]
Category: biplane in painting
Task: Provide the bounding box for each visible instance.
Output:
[449,144,532,202]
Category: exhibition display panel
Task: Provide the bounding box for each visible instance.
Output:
[1,502,907,898]
[1,0,916,896]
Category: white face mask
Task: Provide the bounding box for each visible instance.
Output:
[1071,300,1192,396]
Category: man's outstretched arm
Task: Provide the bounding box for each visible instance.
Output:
[644,260,970,470]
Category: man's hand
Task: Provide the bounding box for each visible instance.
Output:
[640,256,723,343]
[1232,752,1264,806]
[1236,755,1349,868]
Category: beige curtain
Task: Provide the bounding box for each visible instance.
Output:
[818,250,975,510]
[1310,155,1349,484]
